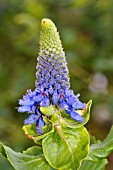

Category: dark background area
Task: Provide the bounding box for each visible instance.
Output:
[0,0,113,169]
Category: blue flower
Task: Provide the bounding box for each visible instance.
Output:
[18,18,86,134]
[24,114,40,125]
[36,117,45,134]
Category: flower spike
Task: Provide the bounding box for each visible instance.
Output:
[18,18,86,134]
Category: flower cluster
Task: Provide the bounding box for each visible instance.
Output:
[18,19,86,134]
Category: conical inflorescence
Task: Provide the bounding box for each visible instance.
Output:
[18,18,86,134]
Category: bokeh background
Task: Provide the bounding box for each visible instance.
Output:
[0,0,113,169]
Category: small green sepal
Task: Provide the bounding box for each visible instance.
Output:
[40,105,58,116]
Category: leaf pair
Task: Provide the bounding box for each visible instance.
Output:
[1,126,113,170]
[0,126,89,170]
[21,101,92,169]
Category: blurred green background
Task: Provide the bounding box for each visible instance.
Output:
[0,0,113,169]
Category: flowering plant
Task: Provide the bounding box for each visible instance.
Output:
[0,18,113,170]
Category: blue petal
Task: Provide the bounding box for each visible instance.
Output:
[54,83,61,90]
[48,87,54,95]
[52,70,57,76]
[72,101,86,110]
[40,97,50,107]
[65,88,73,97]
[60,101,69,110]
[66,95,77,105]
[43,82,49,88]
[36,85,44,93]
[18,106,31,112]
[34,94,44,102]
[70,111,84,122]
[26,89,37,97]
[31,105,36,112]
[66,106,72,114]
[52,90,59,105]
[44,90,49,96]
[56,75,62,81]
[35,108,41,115]
[36,117,45,134]
[29,89,37,96]
[58,89,64,94]
[24,114,39,125]
[19,99,34,106]
[49,78,55,85]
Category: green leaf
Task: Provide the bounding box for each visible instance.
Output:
[23,146,43,156]
[87,126,113,161]
[79,126,113,170]
[79,159,108,170]
[42,125,90,170]
[90,135,100,145]
[0,142,7,157]
[60,100,92,128]
[0,142,54,170]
